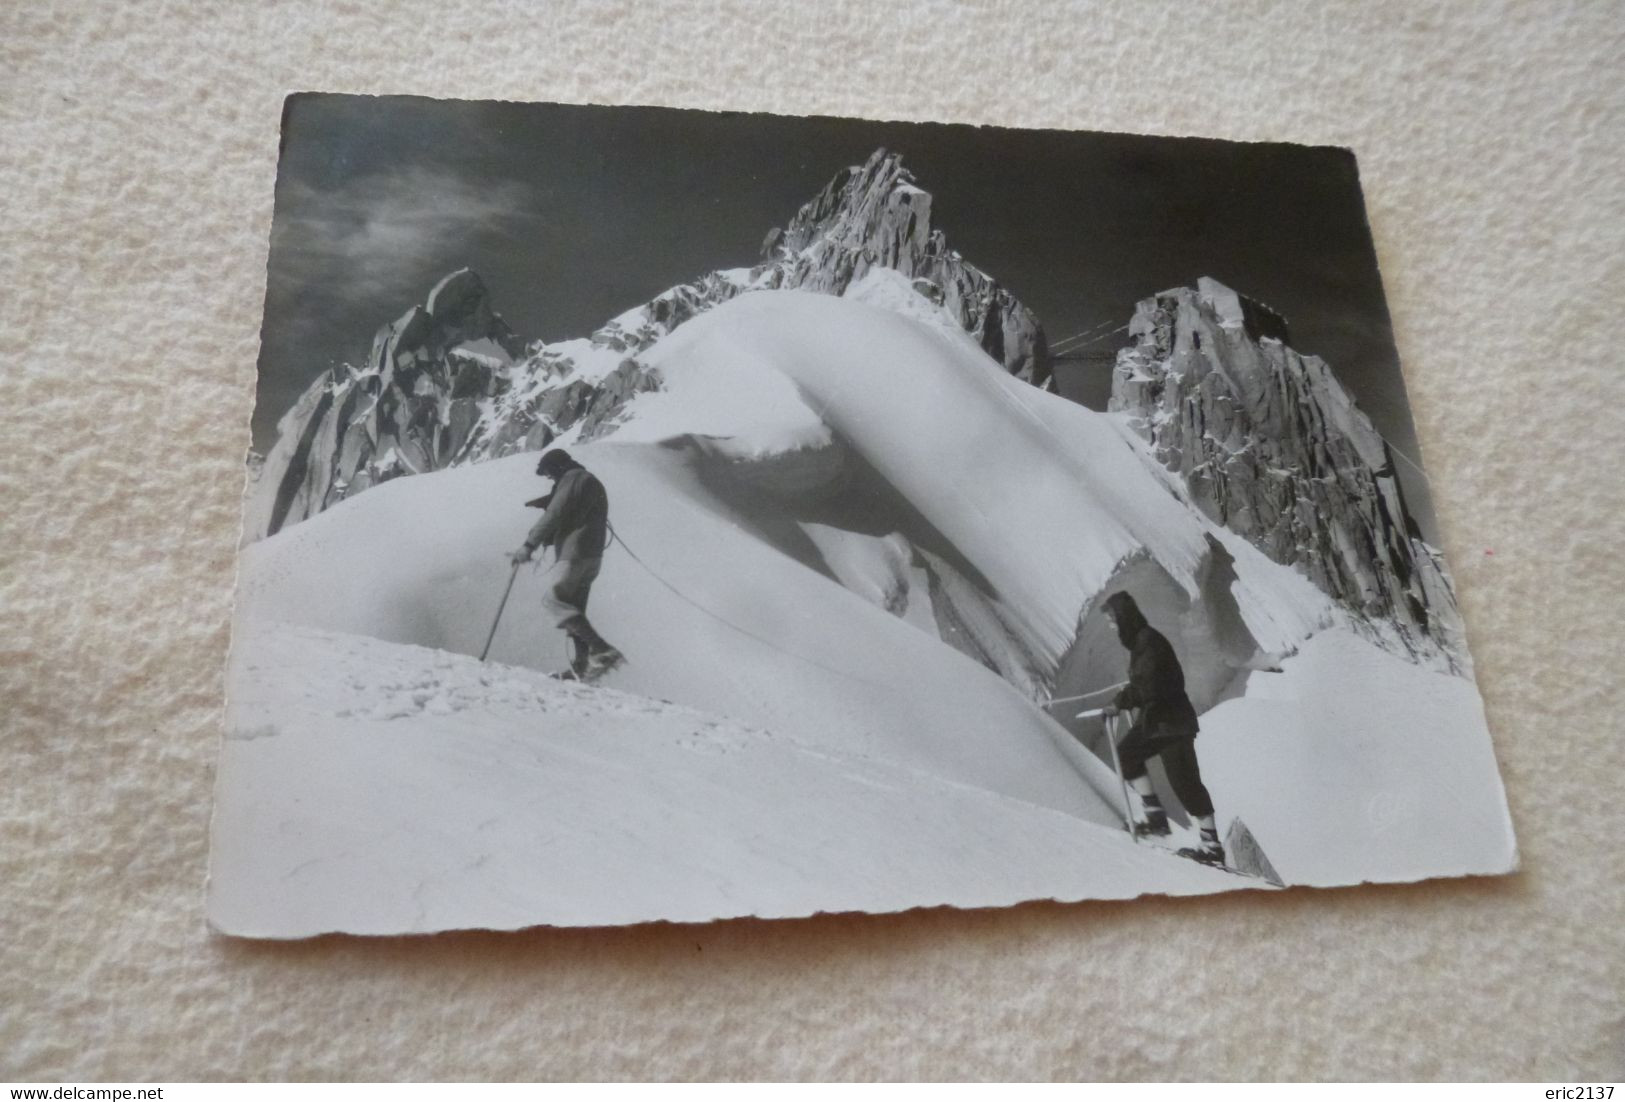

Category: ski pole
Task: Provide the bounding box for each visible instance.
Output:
[479,562,522,662]
[1102,711,1138,840]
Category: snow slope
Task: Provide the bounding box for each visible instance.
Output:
[232,440,1125,825]
[210,624,1244,936]
[233,291,1333,816]
[1195,630,1515,886]
[619,290,1332,662]
[220,288,1511,933]
[620,290,1181,665]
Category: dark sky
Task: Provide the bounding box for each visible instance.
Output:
[259,94,1433,534]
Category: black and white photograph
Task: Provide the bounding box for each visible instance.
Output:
[208,94,1517,937]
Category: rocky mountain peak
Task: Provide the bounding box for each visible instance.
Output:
[250,151,1060,541]
[1110,278,1465,668]
[245,268,539,542]
[370,268,526,374]
[1188,275,1291,345]
[759,148,1051,386]
[765,149,935,269]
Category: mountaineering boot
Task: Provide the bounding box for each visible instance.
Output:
[546,633,592,680]
[1131,792,1170,838]
[1179,841,1226,866]
[583,646,625,682]
[1179,818,1226,865]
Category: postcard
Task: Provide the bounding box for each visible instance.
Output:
[209,94,1515,937]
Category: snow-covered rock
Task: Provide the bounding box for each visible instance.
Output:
[583,150,1051,384]
[247,150,1053,541]
[220,289,1513,933]
[236,291,1335,812]
[1196,630,1514,886]
[1109,278,1467,671]
[244,268,527,540]
[758,148,1051,386]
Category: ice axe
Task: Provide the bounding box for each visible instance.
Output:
[479,561,522,662]
[1078,706,1138,840]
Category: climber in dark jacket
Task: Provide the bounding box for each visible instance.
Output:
[1102,590,1223,864]
[511,448,622,679]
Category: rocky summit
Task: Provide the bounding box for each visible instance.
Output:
[757,149,1050,387]
[245,269,527,542]
[585,148,1051,384]
[1109,277,1466,668]
[247,150,1054,541]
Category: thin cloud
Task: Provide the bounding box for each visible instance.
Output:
[254,165,540,446]
[268,166,538,302]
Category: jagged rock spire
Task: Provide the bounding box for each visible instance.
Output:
[760,149,1051,387]
[1110,277,1465,666]
[245,268,530,541]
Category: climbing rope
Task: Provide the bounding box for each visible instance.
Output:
[605,521,888,689]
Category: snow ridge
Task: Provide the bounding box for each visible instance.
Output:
[247,150,1053,541]
[218,287,1514,935]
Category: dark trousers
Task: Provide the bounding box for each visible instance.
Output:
[1118,723,1215,819]
[542,557,613,670]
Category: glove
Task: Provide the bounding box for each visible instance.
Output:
[511,546,533,565]
[1102,704,1121,717]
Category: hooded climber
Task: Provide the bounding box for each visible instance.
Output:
[1101,590,1224,865]
[511,448,623,679]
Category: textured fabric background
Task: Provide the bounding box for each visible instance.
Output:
[3,0,1621,1082]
